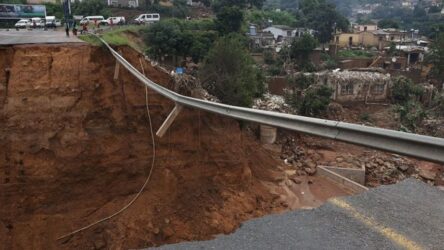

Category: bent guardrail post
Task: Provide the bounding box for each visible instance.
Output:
[113,49,122,81]
[94,35,444,164]
[156,104,183,138]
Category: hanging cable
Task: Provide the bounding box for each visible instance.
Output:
[57,57,157,241]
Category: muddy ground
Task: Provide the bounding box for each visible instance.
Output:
[0,45,351,249]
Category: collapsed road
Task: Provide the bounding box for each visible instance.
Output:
[156,179,444,250]
[0,31,443,250]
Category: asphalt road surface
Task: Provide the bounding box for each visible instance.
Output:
[155,179,444,250]
[0,29,84,45]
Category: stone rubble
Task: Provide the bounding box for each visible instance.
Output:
[253,93,294,113]
[275,135,443,187]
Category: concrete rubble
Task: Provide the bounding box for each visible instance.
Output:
[253,93,294,113]
[276,134,444,187]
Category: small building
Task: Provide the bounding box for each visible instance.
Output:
[314,70,391,103]
[333,33,362,47]
[107,0,139,8]
[384,29,408,43]
[353,24,378,32]
[263,25,295,42]
[360,30,388,50]
[248,25,275,48]
[27,0,57,3]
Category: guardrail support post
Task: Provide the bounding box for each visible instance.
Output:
[156,104,183,138]
[113,50,122,81]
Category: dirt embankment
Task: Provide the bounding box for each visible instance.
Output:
[0,45,349,249]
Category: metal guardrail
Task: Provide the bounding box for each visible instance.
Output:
[97,36,444,164]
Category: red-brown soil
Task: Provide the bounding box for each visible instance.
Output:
[0,45,351,249]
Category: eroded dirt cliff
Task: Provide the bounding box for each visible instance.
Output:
[0,45,349,249]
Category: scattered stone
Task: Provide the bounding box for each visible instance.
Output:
[397,165,410,172]
[162,227,175,238]
[419,169,436,181]
[304,167,317,176]
[291,177,302,184]
[336,157,344,163]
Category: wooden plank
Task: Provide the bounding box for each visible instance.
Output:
[156,104,183,138]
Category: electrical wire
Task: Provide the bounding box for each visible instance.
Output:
[57,58,156,241]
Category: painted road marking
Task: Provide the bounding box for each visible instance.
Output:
[330,198,424,250]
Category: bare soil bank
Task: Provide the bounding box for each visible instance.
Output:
[0,45,350,249]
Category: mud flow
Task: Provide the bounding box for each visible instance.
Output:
[0,45,351,249]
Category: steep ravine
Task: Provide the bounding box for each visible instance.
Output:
[0,44,349,249]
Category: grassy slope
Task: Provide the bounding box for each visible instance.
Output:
[79,25,146,52]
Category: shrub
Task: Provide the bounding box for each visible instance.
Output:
[391,76,424,104]
[286,84,333,117]
[200,34,265,107]
[394,101,427,132]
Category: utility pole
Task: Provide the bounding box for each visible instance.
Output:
[63,0,71,37]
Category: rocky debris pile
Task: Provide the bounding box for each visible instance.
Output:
[253,93,294,113]
[277,135,322,176]
[190,88,220,102]
[421,119,444,138]
[275,134,444,187]
[172,74,201,95]
[328,70,391,83]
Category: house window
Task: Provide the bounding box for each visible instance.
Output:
[287,31,292,37]
[364,26,367,31]
[349,36,353,46]
[371,84,385,95]
[341,83,354,95]
[393,63,401,70]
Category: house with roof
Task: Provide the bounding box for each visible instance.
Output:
[107,0,139,8]
[263,25,315,43]
[247,25,275,48]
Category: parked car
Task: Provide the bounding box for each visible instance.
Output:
[30,17,44,28]
[100,16,126,25]
[134,13,160,24]
[79,16,105,25]
[14,19,31,28]
[45,16,57,28]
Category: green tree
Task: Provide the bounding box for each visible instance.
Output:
[72,0,111,17]
[391,76,424,105]
[299,85,333,117]
[143,21,182,60]
[427,33,444,80]
[378,19,400,29]
[143,19,217,62]
[200,35,265,107]
[290,34,318,62]
[0,0,26,3]
[300,0,349,44]
[215,6,244,34]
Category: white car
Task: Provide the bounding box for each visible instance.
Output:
[100,16,126,25]
[14,19,31,28]
[134,13,160,24]
[79,16,105,25]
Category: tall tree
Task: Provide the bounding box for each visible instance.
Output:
[300,0,349,44]
[427,33,444,80]
[290,34,318,62]
[200,35,265,107]
[215,6,245,34]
